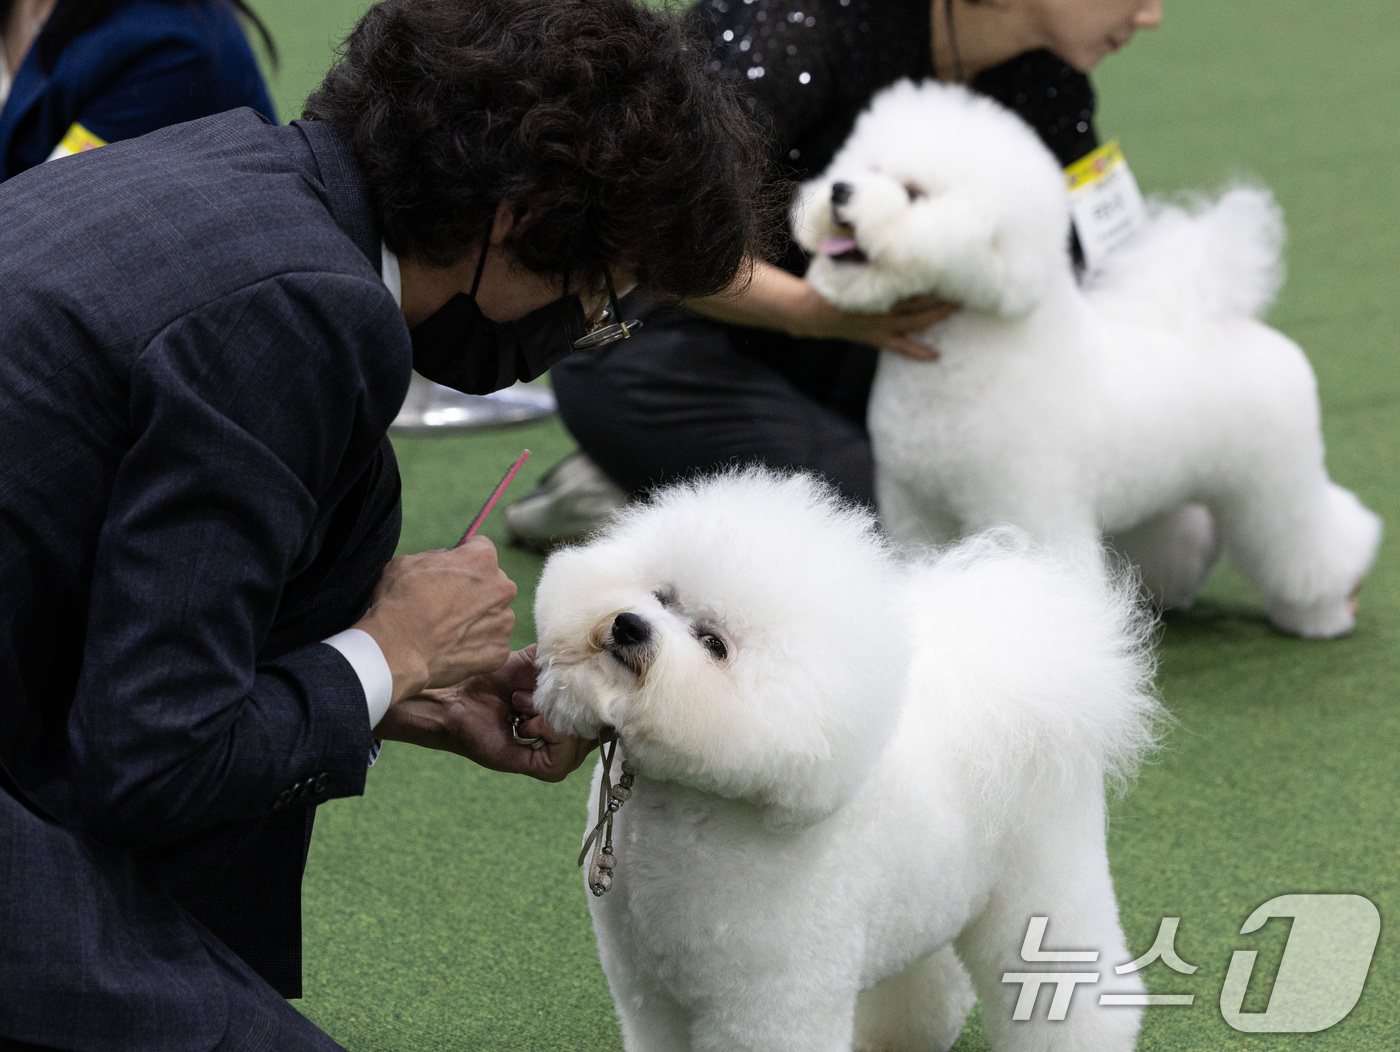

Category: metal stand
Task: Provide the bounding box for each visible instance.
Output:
[390,372,557,433]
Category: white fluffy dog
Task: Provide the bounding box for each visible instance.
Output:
[792,79,1381,638]
[534,470,1163,1052]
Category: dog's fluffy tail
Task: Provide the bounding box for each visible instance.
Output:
[1087,185,1285,326]
[905,531,1165,825]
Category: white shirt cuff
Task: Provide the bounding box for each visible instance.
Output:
[323,628,393,731]
[381,240,402,309]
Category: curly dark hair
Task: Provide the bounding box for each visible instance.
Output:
[304,0,775,300]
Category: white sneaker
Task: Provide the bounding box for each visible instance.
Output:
[505,452,628,552]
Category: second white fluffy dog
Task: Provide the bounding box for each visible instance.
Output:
[535,470,1163,1052]
[792,80,1381,638]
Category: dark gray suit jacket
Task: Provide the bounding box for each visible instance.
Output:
[0,109,412,1049]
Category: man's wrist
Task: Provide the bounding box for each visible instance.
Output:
[351,617,430,706]
[372,689,459,754]
[372,697,436,747]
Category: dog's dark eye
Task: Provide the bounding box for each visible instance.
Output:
[904,182,926,202]
[698,633,728,661]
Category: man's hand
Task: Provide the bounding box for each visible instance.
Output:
[373,646,596,782]
[353,537,517,704]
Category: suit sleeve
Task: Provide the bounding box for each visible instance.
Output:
[67,273,408,848]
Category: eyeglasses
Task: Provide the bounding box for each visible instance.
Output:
[573,268,642,350]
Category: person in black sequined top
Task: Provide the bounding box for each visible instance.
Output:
[546,0,1161,517]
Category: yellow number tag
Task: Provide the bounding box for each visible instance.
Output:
[50,122,109,160]
[1065,141,1148,272]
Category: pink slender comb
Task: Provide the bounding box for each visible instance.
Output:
[457,449,531,545]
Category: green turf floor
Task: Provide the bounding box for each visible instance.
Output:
[248,2,1399,1047]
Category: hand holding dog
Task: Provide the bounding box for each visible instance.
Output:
[687,257,955,360]
[796,285,956,360]
[354,537,517,704]
[374,645,594,781]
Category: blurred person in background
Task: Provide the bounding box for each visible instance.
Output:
[511,0,1162,548]
[0,0,275,180]
[0,0,767,1048]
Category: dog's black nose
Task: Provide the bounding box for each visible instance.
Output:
[830,181,854,207]
[611,611,652,648]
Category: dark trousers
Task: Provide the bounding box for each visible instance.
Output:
[0,780,343,1052]
[0,970,340,1052]
[552,307,878,508]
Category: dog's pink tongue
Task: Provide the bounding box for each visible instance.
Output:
[821,236,859,257]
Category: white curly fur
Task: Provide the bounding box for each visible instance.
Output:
[791,80,1381,638]
[1087,186,1286,325]
[534,469,1164,1052]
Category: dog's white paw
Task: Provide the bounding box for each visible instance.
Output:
[1266,595,1358,639]
[1111,504,1221,611]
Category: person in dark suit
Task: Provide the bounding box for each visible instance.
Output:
[0,0,768,1048]
[0,0,276,180]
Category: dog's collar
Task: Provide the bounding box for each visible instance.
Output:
[578,728,635,896]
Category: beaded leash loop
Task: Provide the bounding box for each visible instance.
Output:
[578,729,636,896]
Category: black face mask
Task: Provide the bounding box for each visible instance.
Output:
[410,240,587,395]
